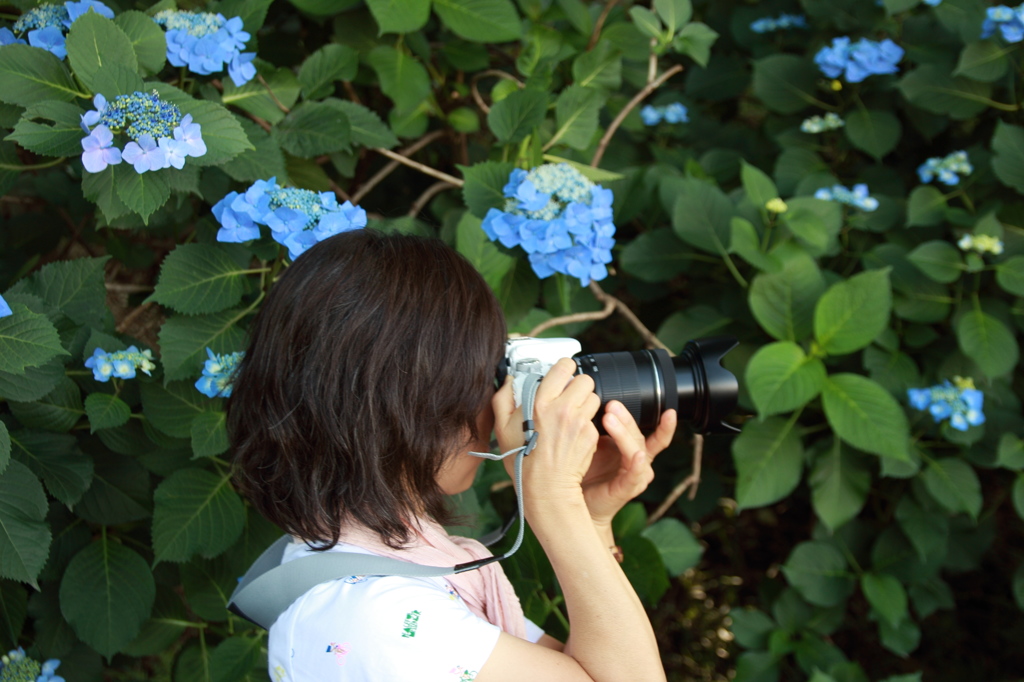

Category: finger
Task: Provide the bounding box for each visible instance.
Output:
[605,400,644,444]
[535,357,579,403]
[645,409,678,458]
[492,374,516,417]
[602,407,643,458]
[610,450,653,499]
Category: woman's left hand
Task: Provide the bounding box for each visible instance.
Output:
[582,401,677,529]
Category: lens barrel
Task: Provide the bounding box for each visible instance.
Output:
[574,336,739,435]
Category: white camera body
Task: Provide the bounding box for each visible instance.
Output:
[504,337,581,407]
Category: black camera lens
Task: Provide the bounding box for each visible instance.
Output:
[574,336,739,435]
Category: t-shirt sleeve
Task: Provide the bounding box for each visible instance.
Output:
[524,617,545,644]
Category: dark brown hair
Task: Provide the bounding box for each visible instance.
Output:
[228,230,506,549]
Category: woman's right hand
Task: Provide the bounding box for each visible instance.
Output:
[492,358,602,507]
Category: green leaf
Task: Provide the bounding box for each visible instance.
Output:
[327,99,398,149]
[0,359,65,403]
[0,304,67,375]
[209,635,263,682]
[550,85,604,150]
[629,7,662,39]
[862,573,907,628]
[748,245,825,341]
[781,541,854,607]
[298,44,359,101]
[898,64,991,120]
[740,161,778,214]
[0,424,7,476]
[895,498,948,561]
[752,54,820,114]
[998,433,1024,470]
[82,165,131,220]
[672,22,718,68]
[460,160,515,218]
[9,376,83,433]
[733,416,803,510]
[883,0,921,13]
[953,40,1011,83]
[367,0,430,33]
[572,40,621,90]
[810,443,870,532]
[0,580,27,651]
[906,186,946,227]
[66,12,138,93]
[0,44,84,106]
[1015,564,1024,611]
[656,306,732,353]
[955,305,1019,377]
[780,197,842,254]
[620,229,694,282]
[730,608,776,649]
[220,118,287,183]
[84,393,132,432]
[729,217,778,272]
[191,411,229,459]
[619,535,669,605]
[152,468,246,563]
[922,457,982,519]
[654,0,692,35]
[113,163,170,224]
[735,651,779,682]
[59,538,155,658]
[366,45,431,116]
[222,64,300,125]
[27,256,110,327]
[879,616,920,657]
[139,380,219,439]
[0,460,51,588]
[488,88,548,144]
[814,269,892,356]
[821,373,909,461]
[845,109,901,161]
[908,241,964,283]
[456,212,514,291]
[149,244,252,315]
[157,309,249,383]
[433,0,523,43]
[89,63,145,100]
[746,341,826,418]
[275,100,351,157]
[151,84,254,166]
[6,101,85,157]
[995,255,1024,296]
[671,178,733,256]
[1015,477,1024,522]
[74,450,152,525]
[640,517,703,575]
[993,122,1024,195]
[113,10,167,75]
[9,429,91,507]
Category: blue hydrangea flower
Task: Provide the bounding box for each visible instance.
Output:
[957,233,1004,255]
[0,647,64,682]
[9,1,113,59]
[79,92,205,174]
[195,348,244,398]
[84,346,156,382]
[0,27,27,46]
[800,112,845,133]
[481,163,616,286]
[640,102,688,126]
[917,150,973,186]
[750,13,808,33]
[907,377,985,432]
[213,178,367,259]
[981,5,1024,42]
[923,0,943,5]
[814,36,904,82]
[0,295,11,318]
[814,183,879,211]
[153,10,256,86]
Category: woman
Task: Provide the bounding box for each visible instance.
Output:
[229,229,675,681]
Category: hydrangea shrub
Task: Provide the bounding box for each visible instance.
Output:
[0,0,1023,680]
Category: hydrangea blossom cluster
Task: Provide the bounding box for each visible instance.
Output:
[0,294,11,318]
[800,112,845,133]
[0,647,64,682]
[957,233,1004,255]
[482,163,616,286]
[982,5,1024,42]
[908,377,985,432]
[213,178,367,259]
[3,1,113,58]
[640,103,688,126]
[918,151,973,185]
[750,13,808,33]
[814,183,879,211]
[84,346,156,382]
[195,348,244,398]
[813,36,904,82]
[153,10,256,86]
[78,91,206,174]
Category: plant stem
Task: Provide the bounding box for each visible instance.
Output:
[0,156,67,171]
[351,130,447,203]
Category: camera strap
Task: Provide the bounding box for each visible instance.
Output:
[227,374,543,630]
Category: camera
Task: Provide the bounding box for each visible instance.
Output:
[499,336,740,435]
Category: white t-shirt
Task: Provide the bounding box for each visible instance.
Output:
[267,540,545,682]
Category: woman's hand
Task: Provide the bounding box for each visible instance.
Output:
[582,402,676,529]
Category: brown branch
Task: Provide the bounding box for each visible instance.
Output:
[588,0,620,50]
[470,70,524,115]
[527,298,615,337]
[342,81,362,105]
[115,302,155,334]
[589,281,671,352]
[351,130,447,204]
[408,181,456,217]
[105,283,153,294]
[372,147,464,188]
[329,179,352,203]
[647,433,704,525]
[590,64,684,168]
[244,111,272,133]
[258,74,291,114]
